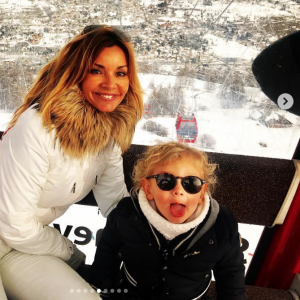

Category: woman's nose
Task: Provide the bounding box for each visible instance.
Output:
[101,74,116,89]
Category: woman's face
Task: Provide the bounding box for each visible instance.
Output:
[81,46,129,112]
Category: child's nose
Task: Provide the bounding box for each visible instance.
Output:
[172,180,184,196]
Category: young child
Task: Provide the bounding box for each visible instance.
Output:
[89,142,246,300]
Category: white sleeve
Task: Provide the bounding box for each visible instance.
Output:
[93,144,129,217]
[0,110,72,261]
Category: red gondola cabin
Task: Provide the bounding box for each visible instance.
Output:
[175,113,198,143]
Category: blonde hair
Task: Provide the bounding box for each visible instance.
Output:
[9,27,143,153]
[133,141,217,196]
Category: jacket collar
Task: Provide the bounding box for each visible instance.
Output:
[186,197,220,251]
[129,189,220,254]
[138,189,211,241]
[37,86,137,159]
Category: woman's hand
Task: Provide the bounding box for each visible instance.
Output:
[64,238,86,270]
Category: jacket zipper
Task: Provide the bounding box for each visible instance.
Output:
[71,183,76,193]
[191,277,211,300]
[124,263,137,286]
[173,226,198,256]
[148,223,161,250]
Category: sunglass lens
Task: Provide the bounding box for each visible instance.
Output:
[182,177,202,194]
[157,174,176,191]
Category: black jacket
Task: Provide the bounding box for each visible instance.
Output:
[89,195,246,300]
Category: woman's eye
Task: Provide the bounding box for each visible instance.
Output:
[117,71,127,77]
[90,69,102,75]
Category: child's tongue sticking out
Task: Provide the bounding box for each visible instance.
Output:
[170,203,185,217]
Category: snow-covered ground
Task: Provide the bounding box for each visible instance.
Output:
[133,74,300,160]
[133,109,300,159]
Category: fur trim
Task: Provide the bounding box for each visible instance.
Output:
[46,86,137,159]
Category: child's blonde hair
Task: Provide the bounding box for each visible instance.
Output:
[133,141,217,196]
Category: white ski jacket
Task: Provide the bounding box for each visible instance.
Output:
[0,106,129,261]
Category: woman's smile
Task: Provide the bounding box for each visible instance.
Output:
[93,93,119,100]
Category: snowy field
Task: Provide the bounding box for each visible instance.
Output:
[133,110,300,159]
[134,74,300,160]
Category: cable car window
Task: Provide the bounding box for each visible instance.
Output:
[1,0,299,159]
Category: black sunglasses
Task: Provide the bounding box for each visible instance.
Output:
[146,173,206,194]
[83,25,131,42]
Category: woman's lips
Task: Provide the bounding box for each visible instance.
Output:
[94,93,118,101]
[170,203,185,217]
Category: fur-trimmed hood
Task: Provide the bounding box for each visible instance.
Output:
[45,86,137,159]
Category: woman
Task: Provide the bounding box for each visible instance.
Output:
[0,25,143,300]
